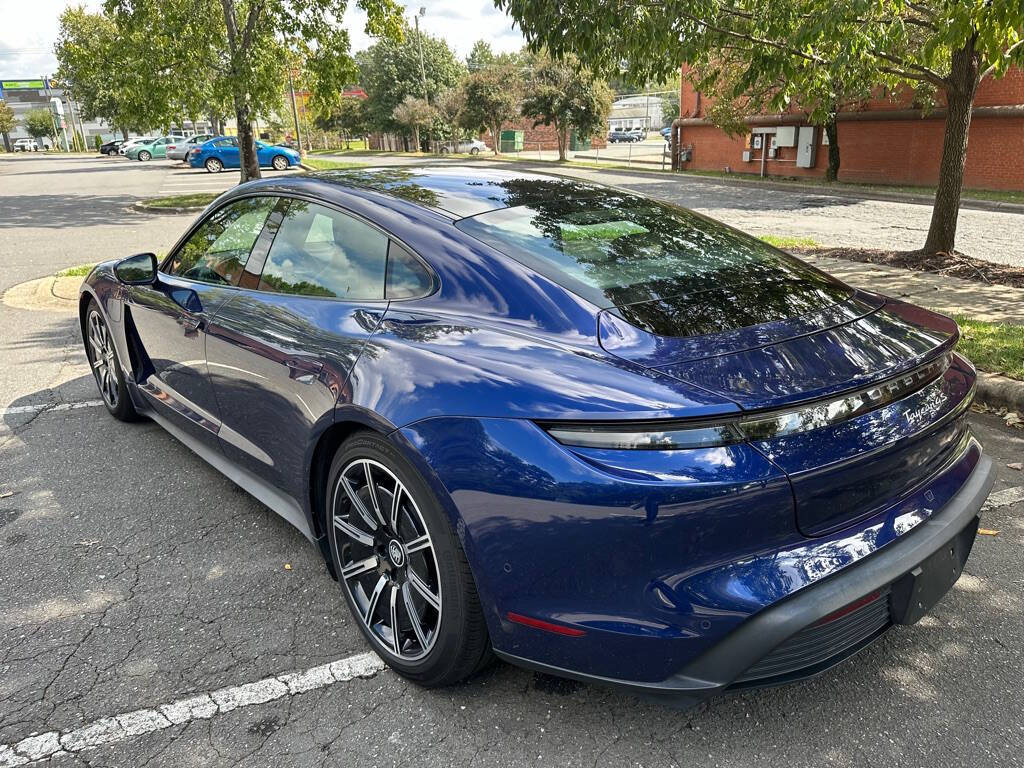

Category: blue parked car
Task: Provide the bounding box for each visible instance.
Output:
[78,168,992,705]
[188,135,301,172]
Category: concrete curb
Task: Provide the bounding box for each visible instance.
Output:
[131,201,206,215]
[2,275,79,312]
[976,372,1024,413]
[478,159,1024,215]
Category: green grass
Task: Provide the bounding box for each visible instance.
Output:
[140,192,219,209]
[759,235,822,249]
[307,139,369,153]
[56,263,97,277]
[954,315,1024,381]
[301,157,369,171]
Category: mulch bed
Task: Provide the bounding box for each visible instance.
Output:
[790,247,1024,289]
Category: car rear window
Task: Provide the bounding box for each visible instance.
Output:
[456,193,851,337]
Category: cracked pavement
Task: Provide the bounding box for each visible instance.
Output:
[1,154,1023,767]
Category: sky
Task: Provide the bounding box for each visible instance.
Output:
[0,0,526,80]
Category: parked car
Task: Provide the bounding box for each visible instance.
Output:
[188,136,300,172]
[440,139,487,155]
[79,167,992,706]
[99,139,123,156]
[607,129,641,143]
[126,136,178,161]
[118,137,155,155]
[660,126,672,141]
[13,138,40,152]
[166,134,215,162]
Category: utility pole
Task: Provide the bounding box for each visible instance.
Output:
[414,8,428,102]
[288,69,303,157]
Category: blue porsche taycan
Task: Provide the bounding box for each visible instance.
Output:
[79,167,993,705]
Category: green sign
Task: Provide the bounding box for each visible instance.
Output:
[1,80,46,90]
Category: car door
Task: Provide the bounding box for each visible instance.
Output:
[127,196,278,444]
[216,136,240,168]
[152,137,170,158]
[204,197,396,501]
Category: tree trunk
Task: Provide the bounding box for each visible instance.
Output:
[556,120,566,161]
[824,118,840,182]
[923,38,980,255]
[235,101,261,182]
[413,126,420,152]
[491,124,500,155]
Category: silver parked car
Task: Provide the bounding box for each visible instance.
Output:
[166,134,215,162]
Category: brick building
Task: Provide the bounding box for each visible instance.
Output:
[675,65,1024,191]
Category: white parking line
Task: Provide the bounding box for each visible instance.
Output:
[1,400,104,417]
[983,485,1024,510]
[0,652,385,766]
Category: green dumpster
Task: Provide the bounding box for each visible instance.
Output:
[569,130,591,151]
[499,129,524,152]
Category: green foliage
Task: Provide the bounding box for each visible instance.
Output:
[0,101,15,135]
[358,23,465,133]
[459,62,521,154]
[23,109,56,143]
[94,134,103,150]
[316,96,369,148]
[392,95,435,150]
[466,40,496,71]
[520,53,613,161]
[954,316,1024,381]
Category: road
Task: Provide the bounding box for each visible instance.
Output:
[1,153,1022,767]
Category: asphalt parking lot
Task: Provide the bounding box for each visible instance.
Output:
[1,153,1023,767]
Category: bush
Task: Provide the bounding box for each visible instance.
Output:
[94,134,102,151]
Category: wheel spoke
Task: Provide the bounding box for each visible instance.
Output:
[402,582,428,649]
[389,483,403,531]
[408,568,440,611]
[92,357,104,369]
[363,461,386,528]
[405,534,430,555]
[332,515,374,547]
[339,475,377,531]
[389,585,401,654]
[364,575,387,624]
[341,555,378,580]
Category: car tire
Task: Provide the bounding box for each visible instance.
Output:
[107,148,118,156]
[327,431,492,687]
[205,157,223,173]
[84,300,138,422]
[271,154,289,171]
[138,150,151,161]
[470,147,480,155]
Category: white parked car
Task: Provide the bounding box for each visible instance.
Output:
[441,138,487,155]
[118,137,156,155]
[13,138,40,152]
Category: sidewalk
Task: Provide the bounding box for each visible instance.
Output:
[803,255,1024,324]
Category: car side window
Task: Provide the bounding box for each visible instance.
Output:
[213,138,236,148]
[165,197,278,286]
[258,200,389,300]
[386,241,433,299]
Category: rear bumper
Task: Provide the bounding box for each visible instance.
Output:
[494,452,994,707]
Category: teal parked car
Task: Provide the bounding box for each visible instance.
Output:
[126,136,177,161]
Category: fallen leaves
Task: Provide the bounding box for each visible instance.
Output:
[1008,462,1023,471]
[972,402,1024,430]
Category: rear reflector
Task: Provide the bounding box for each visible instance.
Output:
[507,612,586,637]
[814,591,883,626]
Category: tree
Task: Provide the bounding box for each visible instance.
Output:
[0,101,15,152]
[466,40,495,71]
[23,109,57,148]
[108,0,403,182]
[317,96,369,148]
[498,0,1024,254]
[392,95,435,151]
[520,53,613,161]
[358,24,464,136]
[459,62,522,155]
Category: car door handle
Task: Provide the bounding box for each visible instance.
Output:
[181,316,203,334]
[285,357,324,383]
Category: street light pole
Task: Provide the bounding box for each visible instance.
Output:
[414,8,428,102]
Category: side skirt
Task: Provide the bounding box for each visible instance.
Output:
[146,407,315,542]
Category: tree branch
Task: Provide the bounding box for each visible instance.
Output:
[979,38,1024,82]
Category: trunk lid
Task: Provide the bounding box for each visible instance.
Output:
[601,295,969,536]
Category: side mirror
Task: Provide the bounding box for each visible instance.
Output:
[114,252,158,285]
